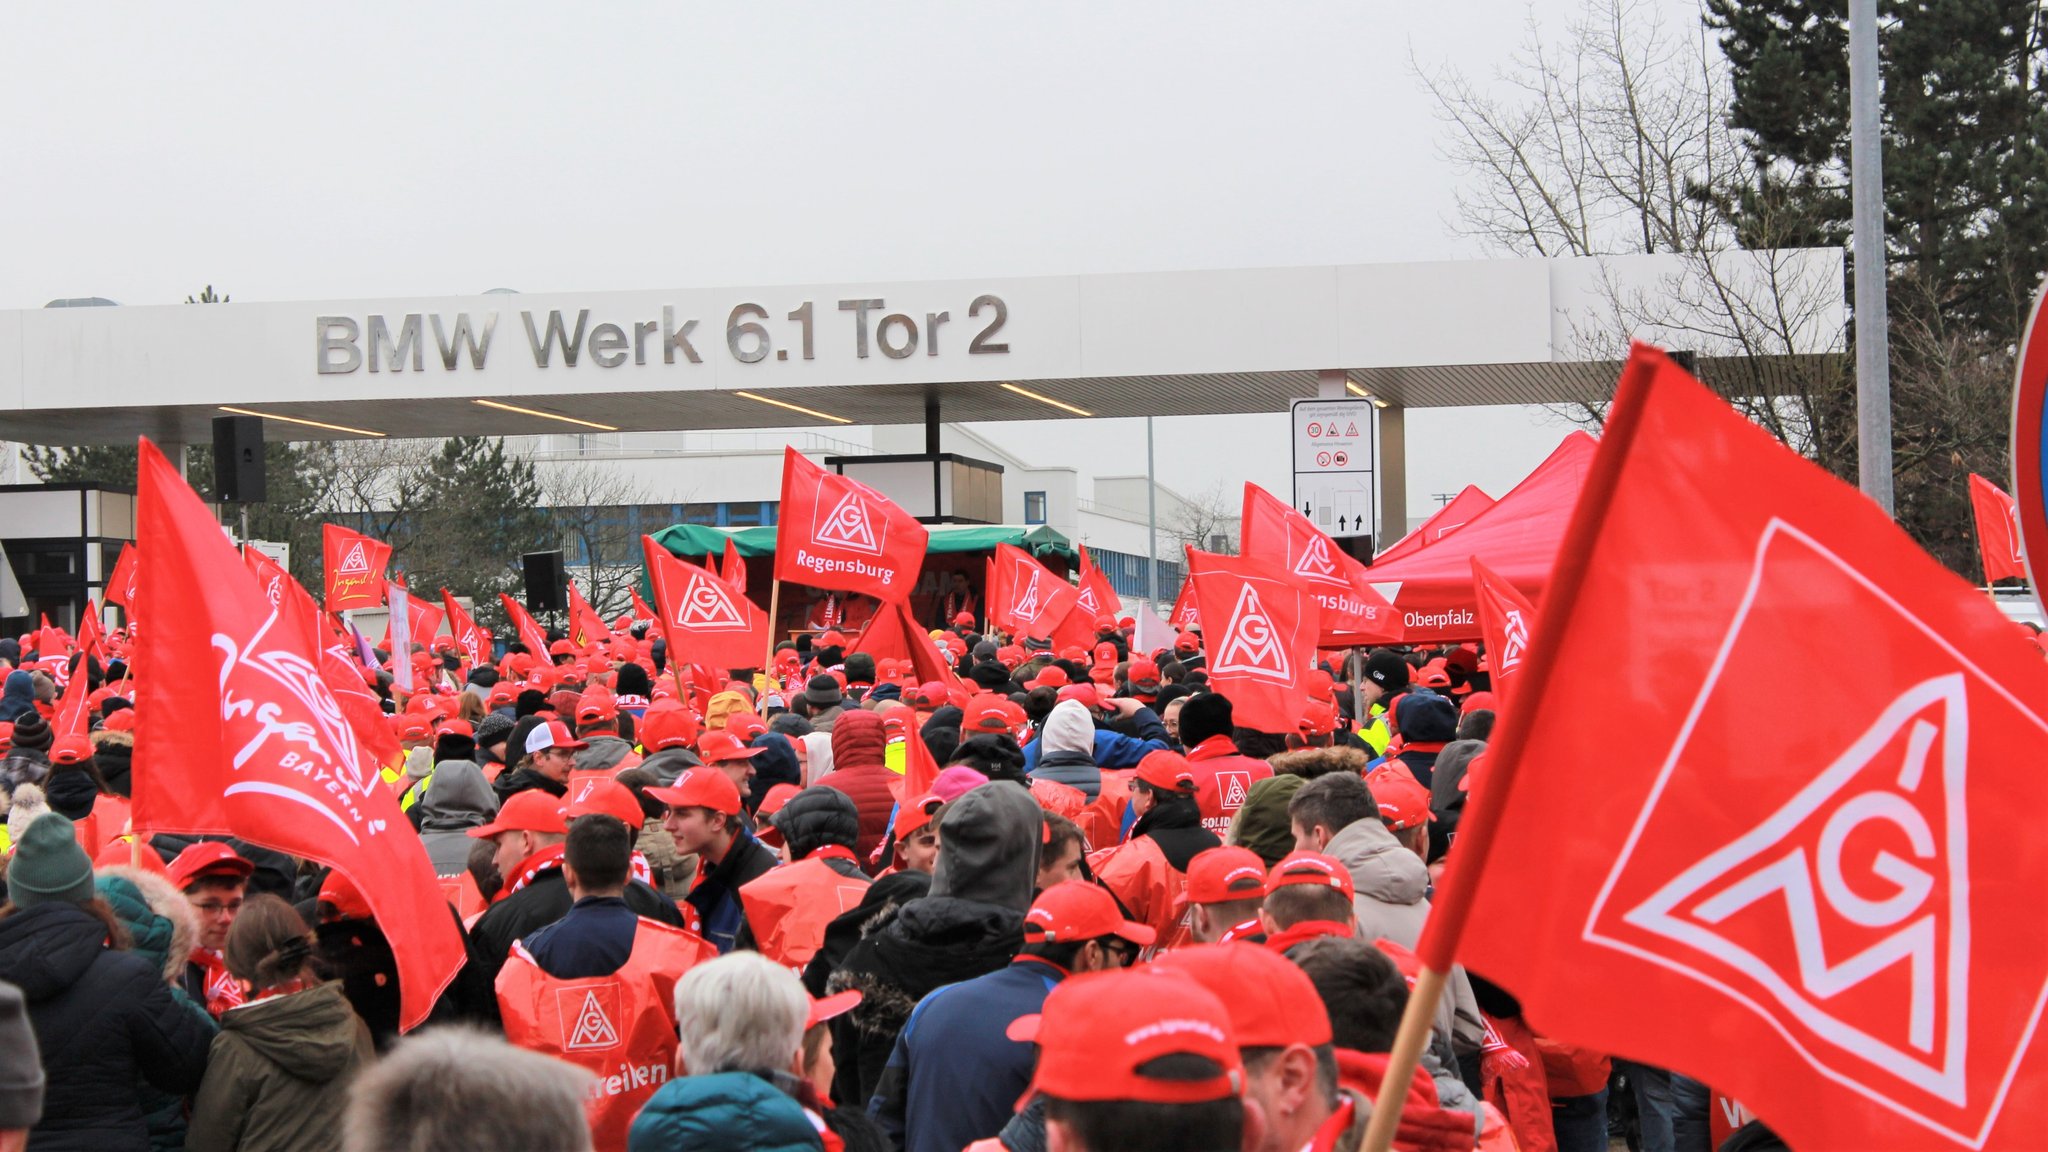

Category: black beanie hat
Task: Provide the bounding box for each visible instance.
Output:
[1177,692,1235,748]
[8,712,51,753]
[968,662,1012,691]
[613,662,653,699]
[1365,649,1411,692]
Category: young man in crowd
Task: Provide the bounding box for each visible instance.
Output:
[651,768,778,953]
[167,841,254,1017]
[1184,845,1270,945]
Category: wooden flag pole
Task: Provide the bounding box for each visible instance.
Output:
[1359,966,1451,1152]
[765,578,783,671]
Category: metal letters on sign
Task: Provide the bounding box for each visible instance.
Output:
[1290,398,1375,540]
[314,294,1011,374]
[2008,279,2048,615]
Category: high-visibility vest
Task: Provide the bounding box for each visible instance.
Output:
[399,769,435,812]
[497,918,718,1152]
[738,854,871,972]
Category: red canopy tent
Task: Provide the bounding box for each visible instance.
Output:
[1374,483,1495,564]
[1364,432,1597,642]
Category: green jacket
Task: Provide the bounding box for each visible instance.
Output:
[98,869,218,1152]
[185,982,373,1152]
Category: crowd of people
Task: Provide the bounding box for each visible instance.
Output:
[0,598,1767,1152]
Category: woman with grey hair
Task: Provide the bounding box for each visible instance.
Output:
[630,952,883,1152]
[343,1028,593,1152]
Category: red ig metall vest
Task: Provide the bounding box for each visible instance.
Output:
[739,853,872,972]
[497,918,718,1152]
[1088,835,1191,956]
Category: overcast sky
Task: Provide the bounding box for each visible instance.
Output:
[1,1,1689,526]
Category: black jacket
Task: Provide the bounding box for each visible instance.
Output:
[491,765,567,805]
[685,831,781,953]
[460,867,683,1027]
[0,903,213,1152]
[802,871,932,998]
[1131,795,1221,871]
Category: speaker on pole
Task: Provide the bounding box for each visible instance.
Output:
[522,550,567,614]
[211,415,266,503]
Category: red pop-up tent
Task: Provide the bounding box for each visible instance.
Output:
[1364,432,1597,642]
[1375,483,1495,564]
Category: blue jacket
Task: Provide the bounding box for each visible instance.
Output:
[1021,710,1168,773]
[629,1071,822,1152]
[870,956,1066,1152]
[684,831,779,954]
[522,895,639,978]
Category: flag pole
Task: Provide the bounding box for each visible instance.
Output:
[1359,349,1663,1152]
[765,578,782,671]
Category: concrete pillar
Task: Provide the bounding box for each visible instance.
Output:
[1377,405,1405,551]
[160,440,188,480]
[1317,369,1347,399]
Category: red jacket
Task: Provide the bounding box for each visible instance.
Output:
[740,853,873,971]
[815,710,897,860]
[1184,736,1273,838]
[1089,835,1192,954]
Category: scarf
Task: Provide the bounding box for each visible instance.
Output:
[505,842,567,899]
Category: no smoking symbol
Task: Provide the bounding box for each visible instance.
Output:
[1316,451,1332,467]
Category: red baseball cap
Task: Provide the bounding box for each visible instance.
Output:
[952,611,978,627]
[1152,942,1334,1049]
[487,684,516,707]
[48,735,93,767]
[525,719,589,755]
[895,791,945,839]
[1023,880,1156,948]
[818,630,847,647]
[1298,698,1338,738]
[393,715,432,742]
[808,989,863,1029]
[1134,750,1197,793]
[433,717,474,738]
[1006,969,1243,1106]
[568,777,646,830]
[1365,763,1433,831]
[964,694,1016,734]
[645,768,743,817]
[317,869,374,921]
[1184,846,1270,905]
[724,711,769,742]
[167,842,255,890]
[1055,683,1106,709]
[101,709,137,733]
[575,686,618,723]
[697,730,763,764]
[1091,642,1118,666]
[995,644,1026,669]
[1027,666,1069,690]
[1126,658,1161,690]
[1174,631,1202,653]
[548,639,575,657]
[913,681,950,708]
[1266,851,1355,900]
[468,791,570,839]
[639,703,699,751]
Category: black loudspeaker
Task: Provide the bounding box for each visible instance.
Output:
[522,550,567,614]
[211,415,266,503]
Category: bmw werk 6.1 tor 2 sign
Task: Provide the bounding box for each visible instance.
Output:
[2009,280,2048,616]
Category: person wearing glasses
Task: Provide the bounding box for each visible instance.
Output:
[869,880,1153,1152]
[167,842,256,1018]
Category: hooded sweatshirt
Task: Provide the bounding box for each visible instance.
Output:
[1030,700,1102,798]
[827,782,1041,1108]
[416,760,501,876]
[0,670,35,723]
[186,981,374,1152]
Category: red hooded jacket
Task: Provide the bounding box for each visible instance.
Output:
[813,709,897,861]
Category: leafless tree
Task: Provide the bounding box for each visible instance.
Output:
[541,461,659,619]
[312,438,442,573]
[1165,478,1238,554]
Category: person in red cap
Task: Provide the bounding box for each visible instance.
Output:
[1184,845,1270,945]
[493,719,587,806]
[635,702,703,786]
[1261,851,1359,954]
[168,841,255,1017]
[881,792,944,876]
[1365,762,1435,863]
[694,730,764,804]
[650,768,777,954]
[937,570,979,631]
[1005,967,1248,1152]
[736,787,870,971]
[573,685,641,774]
[1091,749,1221,948]
[872,881,1152,1152]
[498,814,716,1151]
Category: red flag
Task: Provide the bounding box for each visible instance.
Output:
[105,541,139,610]
[246,542,406,790]
[50,604,100,741]
[721,536,749,595]
[642,536,771,672]
[1184,548,1321,733]
[773,448,928,602]
[401,581,445,649]
[988,543,1080,641]
[1968,473,2027,584]
[322,524,392,612]
[1168,577,1201,632]
[629,586,658,625]
[441,590,492,668]
[1074,545,1120,623]
[1436,346,2048,1152]
[133,439,461,1031]
[498,594,553,660]
[72,603,105,665]
[1240,483,1403,644]
[848,599,963,692]
[1469,558,1536,705]
[566,580,608,648]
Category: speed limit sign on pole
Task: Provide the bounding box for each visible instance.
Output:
[2009,280,2048,615]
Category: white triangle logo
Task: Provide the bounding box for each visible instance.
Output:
[1221,771,1249,809]
[677,571,747,631]
[815,489,883,555]
[565,989,621,1051]
[1292,535,1343,583]
[1076,583,1099,615]
[1014,566,1043,623]
[337,540,371,575]
[1211,582,1292,684]
[1620,674,1970,1104]
[1499,608,1529,671]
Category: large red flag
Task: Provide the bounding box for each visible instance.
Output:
[322,525,391,612]
[1240,483,1403,644]
[104,541,139,610]
[1430,347,2048,1152]
[721,536,749,596]
[440,590,492,668]
[499,593,553,659]
[246,547,405,774]
[49,604,100,742]
[1073,545,1120,623]
[1469,558,1536,705]
[988,543,1080,641]
[133,440,461,1030]
[565,580,608,648]
[773,448,928,603]
[1968,473,2027,585]
[1184,548,1321,734]
[642,536,771,672]
[848,598,964,692]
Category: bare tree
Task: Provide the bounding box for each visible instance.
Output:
[542,460,659,619]
[1164,478,1238,554]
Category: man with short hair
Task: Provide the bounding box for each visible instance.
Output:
[496,814,715,1151]
[1260,851,1359,953]
[494,719,583,804]
[572,686,640,773]
[873,881,1152,1152]
[1288,772,1429,947]
[692,730,763,803]
[651,769,778,953]
[168,842,253,1017]
[1184,845,1269,944]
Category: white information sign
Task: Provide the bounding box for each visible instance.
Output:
[1290,399,1375,540]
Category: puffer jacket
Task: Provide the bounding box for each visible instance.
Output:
[185,981,374,1152]
[773,786,862,861]
[628,1071,824,1152]
[0,902,213,1151]
[97,869,218,1152]
[813,710,896,859]
[1030,701,1102,799]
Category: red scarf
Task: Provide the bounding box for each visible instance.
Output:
[807,845,859,864]
[1218,917,1265,944]
[189,947,245,1016]
[1263,919,1355,954]
[505,843,567,899]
